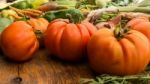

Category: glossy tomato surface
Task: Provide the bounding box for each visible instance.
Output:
[44,20,97,61]
[1,21,39,61]
[88,28,150,75]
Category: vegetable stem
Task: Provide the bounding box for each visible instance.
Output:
[81,74,150,84]
[118,6,150,13]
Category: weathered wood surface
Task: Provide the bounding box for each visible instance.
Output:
[0,49,94,84]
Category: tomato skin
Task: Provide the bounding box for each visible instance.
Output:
[126,20,150,47]
[1,21,39,62]
[27,18,49,47]
[87,28,150,75]
[27,18,49,33]
[44,20,97,61]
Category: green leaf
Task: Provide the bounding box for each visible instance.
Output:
[81,74,150,84]
[43,11,56,22]
[43,9,84,23]
[0,18,13,32]
[54,9,84,23]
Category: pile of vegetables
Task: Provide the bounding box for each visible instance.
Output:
[1,0,150,83]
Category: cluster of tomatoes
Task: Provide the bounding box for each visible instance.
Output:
[1,16,150,76]
[0,18,96,62]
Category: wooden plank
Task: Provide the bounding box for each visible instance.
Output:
[19,49,94,84]
[0,53,20,84]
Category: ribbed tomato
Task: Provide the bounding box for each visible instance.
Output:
[126,16,150,43]
[88,28,150,75]
[44,20,97,61]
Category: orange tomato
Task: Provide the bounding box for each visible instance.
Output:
[27,18,49,46]
[88,28,150,75]
[126,16,149,28]
[1,21,39,61]
[44,20,97,61]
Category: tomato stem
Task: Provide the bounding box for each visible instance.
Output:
[34,30,43,39]
[114,16,130,40]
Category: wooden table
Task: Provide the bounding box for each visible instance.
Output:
[0,49,94,84]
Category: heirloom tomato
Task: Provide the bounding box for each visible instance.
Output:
[44,19,97,61]
[27,18,49,46]
[1,21,39,61]
[88,27,150,75]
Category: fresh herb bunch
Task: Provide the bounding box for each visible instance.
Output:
[94,12,118,24]
[81,74,150,84]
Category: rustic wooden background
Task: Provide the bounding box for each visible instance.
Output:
[0,49,94,84]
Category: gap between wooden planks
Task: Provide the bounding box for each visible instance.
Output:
[0,49,94,84]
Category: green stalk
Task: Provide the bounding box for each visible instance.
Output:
[81,74,150,84]
[118,6,150,13]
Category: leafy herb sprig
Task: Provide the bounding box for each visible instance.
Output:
[81,74,150,84]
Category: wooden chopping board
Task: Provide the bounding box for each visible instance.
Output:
[0,49,94,84]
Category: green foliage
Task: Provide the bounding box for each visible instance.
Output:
[43,12,56,22]
[43,9,84,23]
[11,0,33,9]
[81,74,150,84]
[0,18,13,32]
[55,0,77,8]
[95,12,118,23]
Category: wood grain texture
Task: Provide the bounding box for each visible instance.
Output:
[19,49,94,84]
[0,49,94,84]
[0,54,19,84]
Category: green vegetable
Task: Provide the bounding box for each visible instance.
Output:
[117,0,150,13]
[118,6,150,13]
[0,18,13,32]
[0,0,49,9]
[95,0,107,8]
[55,0,77,8]
[95,0,111,8]
[95,12,118,23]
[12,0,33,9]
[43,9,84,23]
[43,12,56,22]
[1,9,17,20]
[19,16,30,21]
[30,0,49,9]
[81,74,150,84]
[55,9,84,23]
